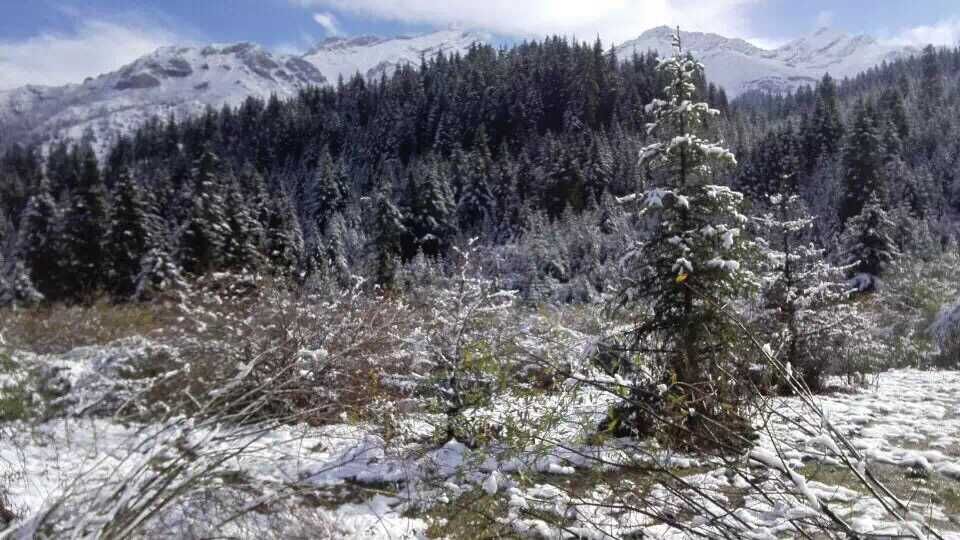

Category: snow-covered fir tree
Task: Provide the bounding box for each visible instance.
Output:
[222,175,266,271]
[17,179,63,300]
[61,147,109,298]
[264,193,304,276]
[373,186,408,287]
[181,149,229,275]
[754,191,858,391]
[406,158,455,258]
[614,28,757,446]
[841,194,899,292]
[107,167,171,298]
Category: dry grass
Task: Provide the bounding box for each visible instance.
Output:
[0,299,180,354]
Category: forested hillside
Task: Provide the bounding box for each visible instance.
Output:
[0,37,957,305]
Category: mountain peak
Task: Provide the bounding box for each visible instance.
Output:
[618,25,915,97]
[302,29,485,83]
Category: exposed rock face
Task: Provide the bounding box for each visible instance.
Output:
[114,73,162,90]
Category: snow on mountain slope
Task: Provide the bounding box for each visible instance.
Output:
[0,25,916,155]
[303,29,486,83]
[0,30,487,155]
[617,26,918,96]
[0,43,326,155]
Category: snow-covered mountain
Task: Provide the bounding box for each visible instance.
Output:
[0,30,485,155]
[304,29,486,84]
[617,26,918,96]
[0,43,326,156]
[0,26,918,154]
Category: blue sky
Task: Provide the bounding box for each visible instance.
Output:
[1,0,959,89]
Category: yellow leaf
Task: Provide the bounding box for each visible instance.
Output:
[675,272,688,284]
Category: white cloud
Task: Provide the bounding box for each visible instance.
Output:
[291,0,763,44]
[312,12,342,36]
[886,18,960,47]
[0,19,179,90]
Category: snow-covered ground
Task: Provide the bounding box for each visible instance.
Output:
[1,333,958,538]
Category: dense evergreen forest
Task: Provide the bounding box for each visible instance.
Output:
[0,36,958,304]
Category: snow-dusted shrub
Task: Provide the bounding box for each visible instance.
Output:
[175,276,413,425]
[865,250,960,369]
[406,240,518,445]
[18,337,183,419]
[753,193,859,393]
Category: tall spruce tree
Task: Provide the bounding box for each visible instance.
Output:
[803,73,844,167]
[839,100,885,224]
[754,192,855,392]
[841,195,899,292]
[408,157,455,257]
[614,29,757,447]
[920,44,943,118]
[107,168,162,298]
[222,174,265,271]
[373,187,408,286]
[62,146,109,298]
[181,148,229,275]
[264,193,304,275]
[18,179,63,300]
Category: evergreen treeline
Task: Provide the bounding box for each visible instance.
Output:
[0,35,957,304]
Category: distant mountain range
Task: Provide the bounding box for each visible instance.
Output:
[0,30,484,155]
[0,26,919,155]
[617,26,917,96]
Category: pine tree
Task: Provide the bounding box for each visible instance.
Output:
[181,149,229,275]
[18,179,63,300]
[839,100,885,224]
[408,158,455,257]
[134,247,186,301]
[0,217,42,306]
[613,29,757,447]
[457,152,496,234]
[841,195,899,292]
[264,193,304,275]
[373,187,408,286]
[106,168,163,298]
[920,45,943,118]
[754,193,855,392]
[311,150,346,232]
[222,175,265,271]
[324,212,351,286]
[61,146,109,298]
[803,73,844,166]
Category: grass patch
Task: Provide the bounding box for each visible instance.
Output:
[799,462,960,530]
[422,488,514,539]
[0,300,178,354]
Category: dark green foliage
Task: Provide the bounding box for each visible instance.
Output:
[18,180,63,300]
[263,193,304,275]
[842,196,899,291]
[106,168,162,298]
[406,157,456,257]
[839,100,885,224]
[222,175,265,270]
[181,149,229,275]
[373,188,408,286]
[2,34,960,304]
[61,146,110,297]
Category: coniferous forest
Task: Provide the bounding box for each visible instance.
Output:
[2,27,960,539]
[3,38,958,305]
